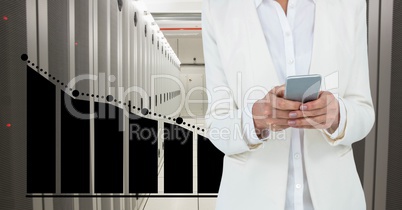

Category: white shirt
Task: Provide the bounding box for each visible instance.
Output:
[242,0,347,209]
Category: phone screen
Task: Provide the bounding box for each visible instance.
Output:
[285,74,322,102]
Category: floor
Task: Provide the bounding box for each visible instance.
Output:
[140,117,217,210]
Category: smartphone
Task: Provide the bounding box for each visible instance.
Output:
[285,74,322,102]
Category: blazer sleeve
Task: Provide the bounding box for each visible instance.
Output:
[321,0,375,147]
[202,0,263,155]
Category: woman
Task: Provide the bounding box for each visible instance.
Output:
[202,0,374,209]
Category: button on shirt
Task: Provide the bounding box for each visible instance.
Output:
[243,0,347,209]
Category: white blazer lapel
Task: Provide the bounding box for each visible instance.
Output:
[309,0,340,92]
[242,0,281,90]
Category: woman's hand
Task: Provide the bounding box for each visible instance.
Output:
[287,91,340,132]
[252,85,302,138]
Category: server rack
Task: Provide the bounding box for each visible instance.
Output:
[26,0,181,210]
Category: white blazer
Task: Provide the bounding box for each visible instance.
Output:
[202,0,375,209]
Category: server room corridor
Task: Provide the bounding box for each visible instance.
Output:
[139,2,216,209]
[23,0,219,209]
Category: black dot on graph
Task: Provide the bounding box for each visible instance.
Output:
[188,124,191,127]
[96,95,99,98]
[163,116,166,119]
[40,69,43,72]
[106,95,114,102]
[72,90,80,97]
[183,122,186,125]
[197,127,200,130]
[124,103,127,106]
[32,63,35,66]
[114,99,117,102]
[141,108,149,115]
[57,80,59,83]
[159,114,161,117]
[61,83,64,86]
[52,77,55,80]
[176,117,183,124]
[44,72,47,74]
[101,96,104,99]
[27,60,30,63]
[202,129,205,132]
[69,88,73,91]
[168,117,171,120]
[192,126,195,128]
[81,93,85,96]
[118,101,121,104]
[91,94,94,97]
[86,94,90,96]
[36,66,39,69]
[49,74,52,77]
[21,54,28,61]
[137,108,140,111]
[173,118,176,121]
[133,106,136,109]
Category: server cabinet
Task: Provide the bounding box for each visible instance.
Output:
[25,1,182,210]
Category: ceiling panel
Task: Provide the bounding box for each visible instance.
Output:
[144,0,202,13]
[143,0,203,41]
[144,0,202,30]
